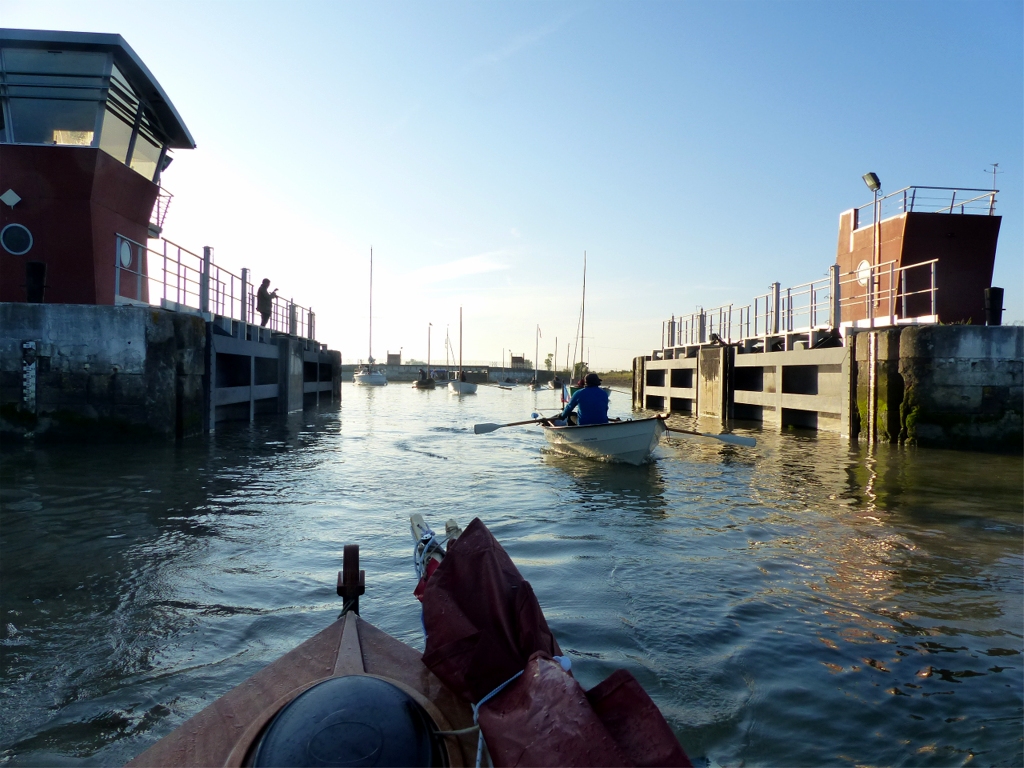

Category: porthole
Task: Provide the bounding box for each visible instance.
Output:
[119,240,133,268]
[1,223,33,255]
[856,259,871,287]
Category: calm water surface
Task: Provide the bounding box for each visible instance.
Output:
[1,383,1021,766]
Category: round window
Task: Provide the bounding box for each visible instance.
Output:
[856,259,872,287]
[119,241,133,268]
[1,223,33,256]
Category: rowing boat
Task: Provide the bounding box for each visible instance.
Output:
[127,517,690,767]
[541,415,666,465]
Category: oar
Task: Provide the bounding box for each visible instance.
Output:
[474,417,550,434]
[660,423,757,447]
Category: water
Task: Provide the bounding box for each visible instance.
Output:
[1,383,1021,766]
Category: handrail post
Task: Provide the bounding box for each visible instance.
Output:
[829,264,840,328]
[699,309,707,344]
[289,300,297,336]
[930,262,937,317]
[200,246,212,314]
[901,268,907,319]
[770,282,780,335]
[162,239,168,306]
[240,268,250,324]
[114,236,122,300]
[309,309,315,341]
[888,262,895,322]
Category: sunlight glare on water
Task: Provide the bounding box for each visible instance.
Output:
[1,382,1021,766]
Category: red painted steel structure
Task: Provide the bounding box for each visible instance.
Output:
[836,189,1001,325]
[0,29,194,306]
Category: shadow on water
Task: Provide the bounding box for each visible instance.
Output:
[0,405,345,765]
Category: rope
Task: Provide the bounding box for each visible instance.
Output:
[470,669,524,768]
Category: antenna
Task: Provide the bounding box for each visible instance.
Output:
[985,163,1001,191]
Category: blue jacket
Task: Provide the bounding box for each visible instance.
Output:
[559,386,609,425]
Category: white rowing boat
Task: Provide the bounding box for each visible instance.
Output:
[448,379,478,395]
[541,416,666,465]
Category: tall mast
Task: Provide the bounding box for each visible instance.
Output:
[368,247,373,363]
[459,306,463,374]
[427,323,431,372]
[580,251,586,374]
[534,325,540,380]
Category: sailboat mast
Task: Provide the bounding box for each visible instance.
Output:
[534,325,539,380]
[368,247,373,364]
[580,251,586,375]
[459,307,463,374]
[427,323,431,372]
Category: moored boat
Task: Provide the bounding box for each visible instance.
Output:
[354,363,388,386]
[541,415,666,465]
[448,307,477,395]
[448,378,478,395]
[354,248,388,386]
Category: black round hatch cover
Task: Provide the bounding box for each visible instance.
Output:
[252,675,445,767]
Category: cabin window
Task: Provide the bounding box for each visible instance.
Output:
[7,98,99,145]
[0,49,170,180]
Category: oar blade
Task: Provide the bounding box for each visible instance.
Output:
[704,432,757,447]
[473,423,502,434]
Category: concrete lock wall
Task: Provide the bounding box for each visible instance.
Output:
[635,325,1022,452]
[854,325,1023,451]
[0,303,205,439]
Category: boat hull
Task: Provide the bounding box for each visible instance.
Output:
[448,381,478,395]
[542,417,665,465]
[354,371,388,386]
[413,379,436,389]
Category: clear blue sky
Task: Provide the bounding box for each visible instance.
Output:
[5,1,1021,369]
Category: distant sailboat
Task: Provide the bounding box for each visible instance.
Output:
[353,247,387,386]
[529,325,544,390]
[448,307,477,395]
[413,323,435,389]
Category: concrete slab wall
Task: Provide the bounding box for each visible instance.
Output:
[0,303,205,439]
[895,325,1022,451]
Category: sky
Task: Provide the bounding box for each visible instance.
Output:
[4,0,1022,370]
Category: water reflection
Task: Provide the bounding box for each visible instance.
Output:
[0,387,1021,767]
[542,450,669,517]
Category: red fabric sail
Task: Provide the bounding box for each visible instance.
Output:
[419,518,691,767]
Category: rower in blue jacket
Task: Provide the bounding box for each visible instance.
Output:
[556,372,609,425]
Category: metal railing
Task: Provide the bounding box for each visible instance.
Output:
[150,188,173,234]
[660,259,940,352]
[838,258,938,325]
[114,234,316,339]
[663,266,840,349]
[854,186,997,229]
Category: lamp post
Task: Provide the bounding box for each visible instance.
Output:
[862,172,881,445]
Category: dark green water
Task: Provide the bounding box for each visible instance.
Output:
[1,384,1021,766]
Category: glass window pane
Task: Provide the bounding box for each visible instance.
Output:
[8,98,99,144]
[1,49,109,77]
[99,106,134,162]
[129,134,162,181]
[110,65,137,99]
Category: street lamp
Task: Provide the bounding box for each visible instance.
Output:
[862,172,882,317]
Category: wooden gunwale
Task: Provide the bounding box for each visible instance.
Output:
[128,611,474,767]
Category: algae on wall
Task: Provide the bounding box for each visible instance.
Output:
[897,326,1023,452]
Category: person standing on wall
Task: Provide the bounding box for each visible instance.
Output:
[257,279,278,328]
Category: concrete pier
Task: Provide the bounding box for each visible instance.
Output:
[0,303,341,440]
[635,325,1022,451]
